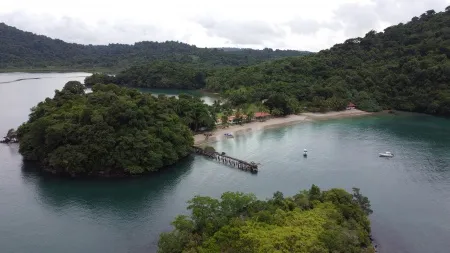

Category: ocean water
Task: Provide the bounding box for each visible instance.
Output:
[1,73,450,253]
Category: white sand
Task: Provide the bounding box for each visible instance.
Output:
[194,109,371,145]
[301,109,371,120]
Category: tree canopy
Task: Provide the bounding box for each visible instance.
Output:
[204,7,450,115]
[114,61,207,89]
[15,82,217,177]
[0,23,310,71]
[158,185,374,253]
[84,7,450,116]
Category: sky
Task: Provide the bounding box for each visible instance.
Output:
[1,0,449,51]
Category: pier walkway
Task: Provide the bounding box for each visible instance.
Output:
[192,146,258,173]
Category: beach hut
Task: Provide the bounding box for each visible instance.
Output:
[254,112,271,121]
[227,116,236,124]
[347,102,356,110]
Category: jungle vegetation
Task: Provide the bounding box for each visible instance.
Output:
[158,185,374,253]
[205,7,450,115]
[85,7,450,116]
[16,82,216,177]
[0,23,310,72]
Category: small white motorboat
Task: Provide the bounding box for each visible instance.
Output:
[303,149,308,157]
[379,151,394,157]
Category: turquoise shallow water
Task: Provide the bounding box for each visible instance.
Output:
[1,73,450,253]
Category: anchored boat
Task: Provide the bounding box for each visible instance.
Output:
[224,133,234,138]
[379,151,394,157]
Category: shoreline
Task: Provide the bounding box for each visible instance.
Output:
[194,109,372,145]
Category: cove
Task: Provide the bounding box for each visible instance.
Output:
[1,73,450,253]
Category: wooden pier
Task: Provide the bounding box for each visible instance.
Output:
[192,146,258,173]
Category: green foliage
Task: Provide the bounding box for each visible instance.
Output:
[6,128,17,139]
[220,115,228,126]
[114,61,207,89]
[169,94,216,132]
[203,146,216,153]
[204,7,450,116]
[0,23,310,71]
[16,83,199,177]
[84,73,115,86]
[158,186,374,253]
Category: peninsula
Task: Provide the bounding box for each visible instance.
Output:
[158,185,375,253]
[14,82,214,177]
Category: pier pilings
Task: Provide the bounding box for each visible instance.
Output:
[192,146,258,173]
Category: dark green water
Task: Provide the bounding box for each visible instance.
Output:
[1,73,450,253]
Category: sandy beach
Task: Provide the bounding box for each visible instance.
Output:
[194,109,371,145]
[301,109,371,120]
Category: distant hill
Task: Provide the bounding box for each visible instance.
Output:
[0,23,311,72]
[206,7,450,116]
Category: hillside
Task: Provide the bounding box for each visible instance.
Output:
[16,82,217,177]
[84,61,208,90]
[206,7,450,116]
[0,23,310,71]
[158,186,374,253]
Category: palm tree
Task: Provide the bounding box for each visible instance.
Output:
[256,102,269,113]
[234,108,243,125]
[224,108,233,117]
[221,115,229,128]
[212,100,221,114]
[192,106,211,132]
[246,111,255,123]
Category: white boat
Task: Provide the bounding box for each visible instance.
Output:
[224,133,234,138]
[303,149,307,157]
[379,151,394,157]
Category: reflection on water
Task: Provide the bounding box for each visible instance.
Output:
[20,157,195,212]
[15,157,196,253]
[1,73,450,253]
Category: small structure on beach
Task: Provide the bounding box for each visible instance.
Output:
[254,112,271,121]
[347,102,356,110]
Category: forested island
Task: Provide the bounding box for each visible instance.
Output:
[158,185,374,253]
[0,23,310,72]
[86,7,450,116]
[15,82,216,177]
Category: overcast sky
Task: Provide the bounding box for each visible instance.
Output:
[1,0,449,51]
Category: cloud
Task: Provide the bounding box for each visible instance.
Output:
[373,0,447,22]
[331,0,449,37]
[0,11,174,45]
[286,0,449,42]
[1,0,449,51]
[287,18,342,35]
[195,17,286,45]
[333,2,380,37]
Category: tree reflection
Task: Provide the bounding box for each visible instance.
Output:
[20,156,195,214]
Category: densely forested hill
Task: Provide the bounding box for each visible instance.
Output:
[16,82,217,177]
[206,7,450,116]
[115,61,207,89]
[84,61,208,90]
[0,23,310,71]
[158,185,374,253]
